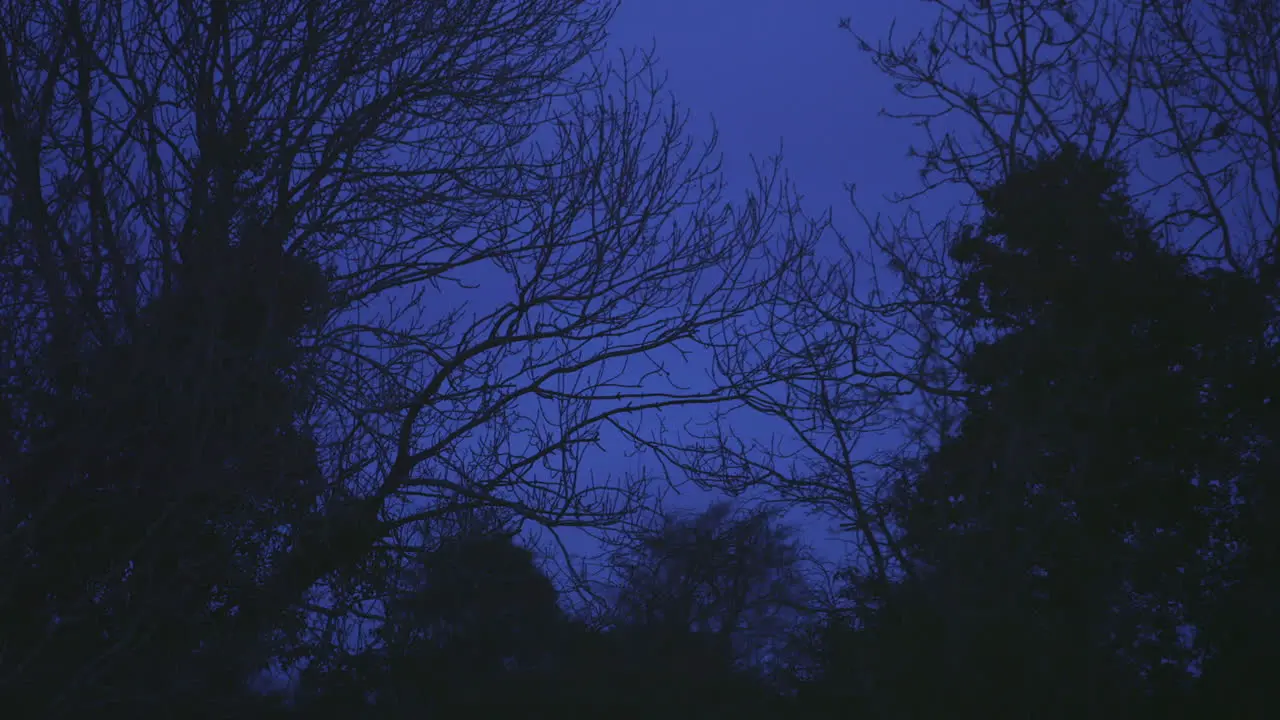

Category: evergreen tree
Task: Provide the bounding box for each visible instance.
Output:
[807,145,1280,717]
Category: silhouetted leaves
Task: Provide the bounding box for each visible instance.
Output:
[6,1,1280,716]
[0,232,332,713]
[803,145,1280,718]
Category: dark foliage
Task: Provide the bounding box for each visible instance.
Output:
[4,2,1280,716]
[0,224,333,714]
[800,146,1280,718]
[7,132,1279,720]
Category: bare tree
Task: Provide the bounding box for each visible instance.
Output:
[639,0,1280,591]
[844,0,1280,271]
[632,204,960,588]
[0,0,817,708]
[832,0,1280,561]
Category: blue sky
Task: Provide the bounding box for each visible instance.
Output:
[290,3,960,661]
[517,1,959,590]
[609,1,931,246]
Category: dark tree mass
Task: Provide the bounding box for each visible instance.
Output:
[3,0,1279,717]
[800,147,1280,718]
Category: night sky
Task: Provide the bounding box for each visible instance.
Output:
[609,1,927,223]
[533,1,956,584]
[13,1,1270,707]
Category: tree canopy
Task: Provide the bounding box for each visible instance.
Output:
[3,0,1279,716]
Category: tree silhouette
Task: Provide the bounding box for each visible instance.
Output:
[590,502,810,714]
[386,531,564,704]
[0,228,332,714]
[849,0,1280,273]
[14,0,1280,715]
[804,145,1280,717]
[0,0,811,712]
